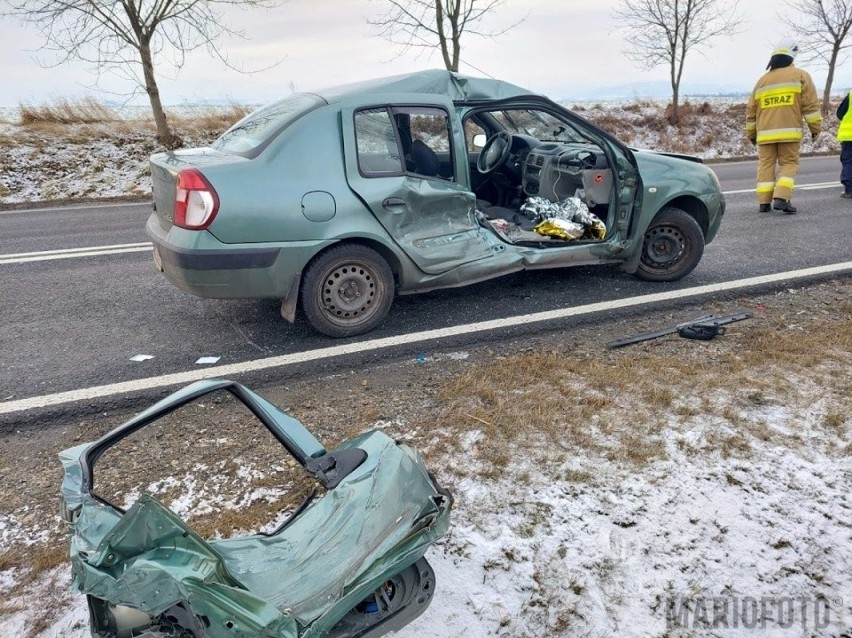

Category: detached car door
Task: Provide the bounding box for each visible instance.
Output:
[342,100,492,275]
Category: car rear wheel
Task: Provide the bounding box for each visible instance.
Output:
[635,207,704,282]
[301,244,395,338]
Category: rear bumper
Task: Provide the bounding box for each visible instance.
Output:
[153,237,280,271]
[146,213,325,299]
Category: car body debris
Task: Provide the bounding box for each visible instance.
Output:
[606,312,754,348]
[59,379,452,638]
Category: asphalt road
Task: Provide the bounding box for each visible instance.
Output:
[2,155,851,419]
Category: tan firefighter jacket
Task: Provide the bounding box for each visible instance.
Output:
[745,65,822,144]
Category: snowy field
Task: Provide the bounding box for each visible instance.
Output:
[0,96,843,205]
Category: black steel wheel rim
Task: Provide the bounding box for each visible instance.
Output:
[318,260,382,326]
[641,224,688,271]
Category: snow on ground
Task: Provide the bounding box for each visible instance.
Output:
[404,446,850,637]
[0,103,239,203]
[2,408,849,637]
[0,588,89,638]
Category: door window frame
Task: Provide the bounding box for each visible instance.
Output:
[353,104,457,183]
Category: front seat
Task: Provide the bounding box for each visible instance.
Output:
[410,139,440,177]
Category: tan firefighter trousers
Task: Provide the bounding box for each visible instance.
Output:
[756,141,801,204]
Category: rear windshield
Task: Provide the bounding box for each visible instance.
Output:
[214,94,324,156]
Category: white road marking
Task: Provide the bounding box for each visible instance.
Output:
[3,261,851,417]
[0,202,151,215]
[723,181,837,196]
[0,244,152,265]
[3,242,152,258]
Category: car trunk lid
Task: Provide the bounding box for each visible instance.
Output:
[150,147,248,230]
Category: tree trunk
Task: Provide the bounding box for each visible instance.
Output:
[670,89,680,125]
[140,39,182,149]
[435,0,453,71]
[823,45,840,116]
[669,64,680,125]
[450,35,460,71]
[448,0,460,72]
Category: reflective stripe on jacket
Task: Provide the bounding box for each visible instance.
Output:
[838,91,852,141]
[745,65,822,145]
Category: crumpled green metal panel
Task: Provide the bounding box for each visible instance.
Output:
[71,495,297,637]
[212,431,449,633]
[60,379,451,638]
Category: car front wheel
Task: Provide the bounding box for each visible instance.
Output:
[301,244,395,338]
[635,207,705,282]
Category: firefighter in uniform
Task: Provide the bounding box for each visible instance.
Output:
[745,38,822,214]
[835,91,852,198]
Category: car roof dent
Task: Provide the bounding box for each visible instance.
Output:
[314,69,536,103]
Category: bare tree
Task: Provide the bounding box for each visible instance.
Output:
[4,0,284,148]
[782,0,852,114]
[613,0,743,124]
[369,0,520,73]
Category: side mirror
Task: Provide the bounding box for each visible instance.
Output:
[472,133,487,149]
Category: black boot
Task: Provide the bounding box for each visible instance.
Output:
[773,198,797,214]
[758,203,771,212]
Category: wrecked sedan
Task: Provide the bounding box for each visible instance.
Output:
[147,70,725,337]
[60,379,452,638]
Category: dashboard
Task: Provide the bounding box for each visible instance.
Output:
[522,143,612,206]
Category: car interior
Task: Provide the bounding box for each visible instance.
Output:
[393,111,454,179]
[464,109,615,245]
[356,106,616,247]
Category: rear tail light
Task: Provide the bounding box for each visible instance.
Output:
[174,169,220,230]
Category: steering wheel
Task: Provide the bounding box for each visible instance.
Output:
[476,131,512,174]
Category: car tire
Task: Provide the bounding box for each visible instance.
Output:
[635,207,704,282]
[301,244,395,338]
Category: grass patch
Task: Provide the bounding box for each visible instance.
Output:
[13,98,250,149]
[824,411,846,430]
[0,602,24,617]
[19,98,118,125]
[29,544,68,577]
[189,484,318,539]
[0,538,69,595]
[167,104,252,136]
[0,546,26,572]
[407,293,852,477]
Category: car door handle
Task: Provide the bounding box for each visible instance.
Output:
[382,197,407,209]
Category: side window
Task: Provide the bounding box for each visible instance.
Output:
[354,108,404,175]
[392,107,454,181]
[354,106,455,181]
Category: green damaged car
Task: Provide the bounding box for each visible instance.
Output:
[59,379,452,638]
[147,70,725,337]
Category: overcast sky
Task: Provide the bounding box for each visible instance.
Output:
[1,0,851,107]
